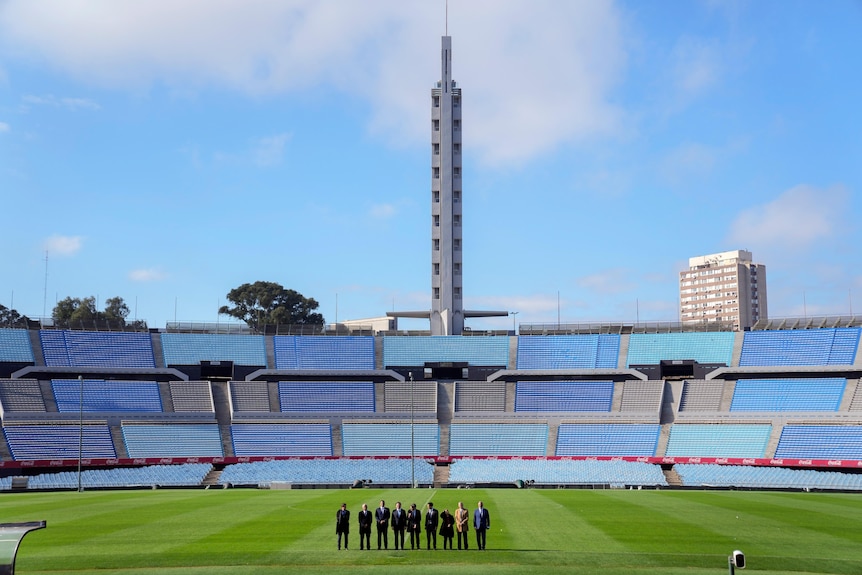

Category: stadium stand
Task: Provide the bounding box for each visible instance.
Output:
[555,423,661,456]
[382,381,437,413]
[626,332,735,366]
[618,380,664,412]
[229,381,271,412]
[121,423,223,457]
[382,335,508,366]
[516,334,620,369]
[218,457,434,487]
[774,425,862,459]
[675,463,862,490]
[449,423,547,456]
[278,381,375,413]
[0,329,35,363]
[448,458,667,487]
[273,335,375,369]
[231,423,333,456]
[160,333,266,366]
[0,378,46,412]
[730,378,845,412]
[678,380,725,411]
[3,423,116,459]
[40,330,155,368]
[24,463,213,490]
[514,381,613,412]
[168,381,215,412]
[51,379,162,413]
[739,328,861,366]
[341,422,439,456]
[664,423,772,458]
[454,381,506,412]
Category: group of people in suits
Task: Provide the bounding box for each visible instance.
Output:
[336,500,491,551]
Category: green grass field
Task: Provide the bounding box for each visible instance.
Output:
[4,487,862,574]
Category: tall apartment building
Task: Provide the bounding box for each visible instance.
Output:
[679,250,768,331]
[430,35,464,336]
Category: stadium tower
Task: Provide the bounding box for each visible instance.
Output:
[430,35,464,336]
[387,35,506,334]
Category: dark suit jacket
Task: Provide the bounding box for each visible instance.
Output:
[425,508,439,532]
[336,509,350,533]
[375,506,390,530]
[391,507,407,531]
[358,510,372,533]
[407,509,422,533]
[473,507,490,530]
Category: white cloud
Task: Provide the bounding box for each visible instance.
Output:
[577,268,635,295]
[727,184,848,251]
[129,268,167,282]
[22,94,100,111]
[0,0,626,166]
[252,132,291,167]
[0,121,9,132]
[43,234,83,255]
[369,203,397,219]
[659,142,717,185]
[671,37,720,97]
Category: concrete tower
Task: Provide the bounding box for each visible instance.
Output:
[430,36,463,335]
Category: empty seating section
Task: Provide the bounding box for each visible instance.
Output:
[122,423,223,457]
[160,333,265,366]
[230,381,271,412]
[169,381,214,412]
[0,329,34,362]
[679,380,725,411]
[52,379,162,412]
[448,458,667,487]
[626,332,735,366]
[739,328,861,366]
[618,381,664,412]
[278,381,374,413]
[665,424,771,457]
[40,330,155,368]
[515,381,613,412]
[383,381,437,412]
[775,425,862,459]
[218,457,434,486]
[383,336,508,367]
[449,423,547,456]
[0,379,46,412]
[455,381,506,412]
[730,378,845,412]
[516,334,620,369]
[3,424,116,459]
[341,423,439,456]
[231,423,332,456]
[556,424,660,456]
[675,463,862,490]
[273,336,375,369]
[25,463,213,489]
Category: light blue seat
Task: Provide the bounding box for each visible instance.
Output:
[231,423,332,456]
[278,381,374,413]
[556,424,660,456]
[665,424,771,458]
[516,335,620,369]
[40,330,155,367]
[730,378,845,412]
[342,423,439,456]
[122,423,223,457]
[449,423,547,456]
[160,333,266,366]
[52,379,162,412]
[775,425,862,459]
[626,332,734,367]
[515,381,613,412]
[739,328,861,366]
[274,336,375,369]
[3,424,116,460]
[0,329,34,362]
[383,336,508,367]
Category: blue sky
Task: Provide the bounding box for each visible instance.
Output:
[1,0,860,330]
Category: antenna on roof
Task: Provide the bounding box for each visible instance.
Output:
[445,0,448,36]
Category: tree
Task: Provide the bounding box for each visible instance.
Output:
[0,304,29,328]
[52,296,130,328]
[218,281,324,330]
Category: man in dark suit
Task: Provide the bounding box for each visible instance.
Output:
[391,501,407,550]
[358,503,372,550]
[336,503,350,550]
[425,501,439,550]
[375,499,390,550]
[406,503,422,549]
[473,501,490,550]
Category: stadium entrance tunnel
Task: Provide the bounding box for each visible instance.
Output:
[0,521,46,575]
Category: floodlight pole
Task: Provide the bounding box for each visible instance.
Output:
[728,555,735,575]
[410,371,415,488]
[77,374,84,493]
